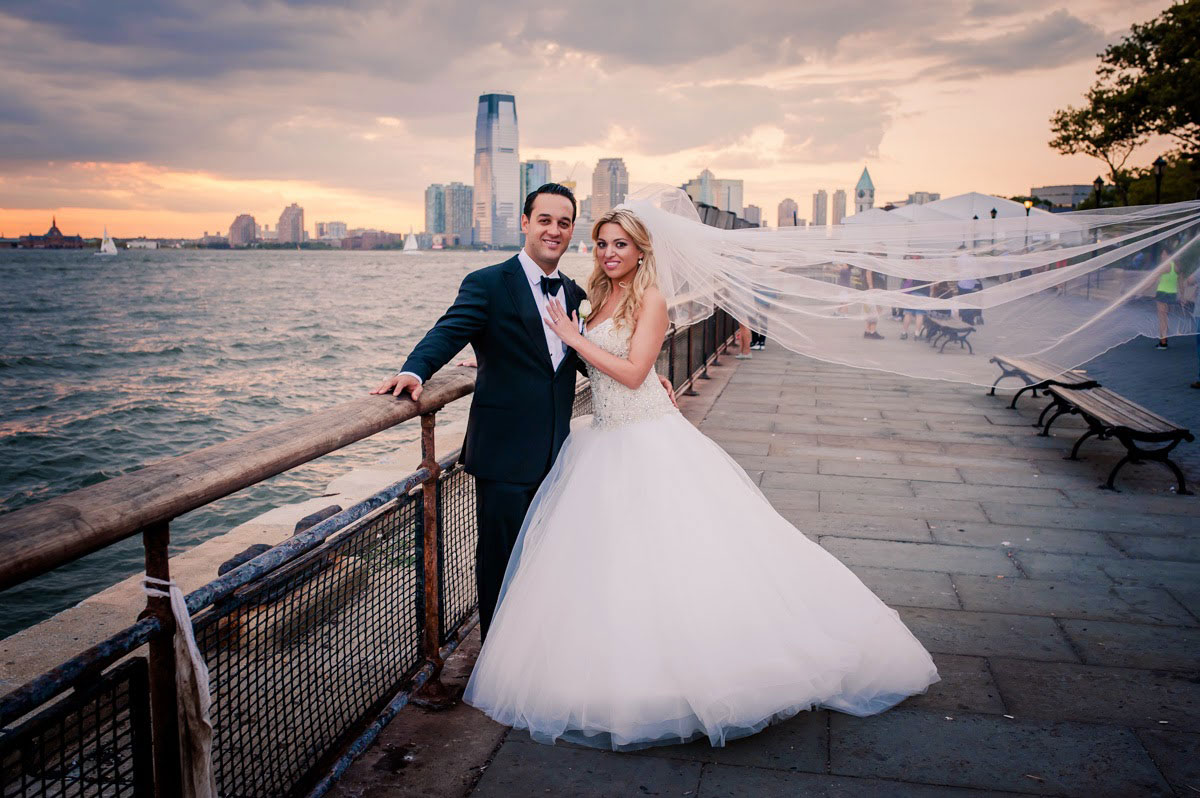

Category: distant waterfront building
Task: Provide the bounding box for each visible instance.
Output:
[777,198,799,227]
[424,184,446,234]
[473,93,520,247]
[18,217,84,249]
[259,224,277,242]
[812,190,828,227]
[1031,184,1092,209]
[520,160,551,205]
[832,190,847,225]
[905,191,940,206]
[443,182,474,245]
[855,168,875,214]
[314,221,346,242]
[592,158,629,218]
[277,204,305,244]
[569,196,594,250]
[126,239,158,249]
[228,214,257,247]
[683,169,743,216]
[744,204,762,225]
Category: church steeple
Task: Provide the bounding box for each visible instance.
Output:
[46,216,62,237]
[854,167,875,214]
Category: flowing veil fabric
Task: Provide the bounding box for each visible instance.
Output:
[620,186,1200,385]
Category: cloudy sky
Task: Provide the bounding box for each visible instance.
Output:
[0,0,1178,238]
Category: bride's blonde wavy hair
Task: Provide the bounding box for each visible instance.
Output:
[587,209,659,331]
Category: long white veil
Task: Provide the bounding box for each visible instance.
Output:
[619,186,1200,386]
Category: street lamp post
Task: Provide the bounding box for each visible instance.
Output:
[990,207,997,248]
[1153,156,1167,204]
[1093,176,1104,208]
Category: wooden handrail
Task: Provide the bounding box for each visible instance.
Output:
[0,368,478,592]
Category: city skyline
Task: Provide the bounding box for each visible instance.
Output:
[0,1,1180,238]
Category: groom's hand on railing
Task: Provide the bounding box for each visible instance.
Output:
[370,372,423,400]
[659,375,678,408]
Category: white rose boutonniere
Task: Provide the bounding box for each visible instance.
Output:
[577,299,592,333]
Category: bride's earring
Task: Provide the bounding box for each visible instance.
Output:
[637,257,644,266]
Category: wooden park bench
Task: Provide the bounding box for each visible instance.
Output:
[1038,384,1194,495]
[922,315,976,354]
[988,355,1100,411]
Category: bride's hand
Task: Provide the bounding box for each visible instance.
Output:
[543,298,583,347]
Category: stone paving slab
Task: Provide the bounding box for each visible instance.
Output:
[778,510,933,542]
[1057,618,1200,671]
[987,658,1200,731]
[909,481,1073,508]
[927,521,1121,556]
[696,765,1028,797]
[981,503,1197,535]
[1109,532,1200,562]
[1135,730,1200,796]
[897,608,1079,663]
[846,566,960,609]
[472,739,703,797]
[819,538,1019,576]
[817,460,962,483]
[829,709,1172,797]
[900,654,1006,716]
[819,492,988,522]
[950,574,1198,626]
[762,471,916,497]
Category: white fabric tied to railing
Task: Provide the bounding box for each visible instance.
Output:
[143,576,217,798]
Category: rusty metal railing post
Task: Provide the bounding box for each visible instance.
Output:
[140,521,183,798]
[698,318,712,380]
[413,411,455,708]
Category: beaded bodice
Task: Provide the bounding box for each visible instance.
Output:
[584,318,678,429]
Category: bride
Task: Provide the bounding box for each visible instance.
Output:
[462,206,940,751]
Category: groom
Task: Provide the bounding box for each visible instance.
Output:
[372,183,589,640]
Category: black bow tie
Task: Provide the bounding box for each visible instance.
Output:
[539,275,563,297]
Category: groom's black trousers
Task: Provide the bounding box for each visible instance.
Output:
[474,475,545,641]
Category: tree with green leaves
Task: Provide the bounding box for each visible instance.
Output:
[1049,0,1199,205]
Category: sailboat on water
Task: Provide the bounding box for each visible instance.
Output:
[403,233,419,254]
[96,227,118,256]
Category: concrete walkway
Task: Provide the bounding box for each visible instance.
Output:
[331,347,1199,798]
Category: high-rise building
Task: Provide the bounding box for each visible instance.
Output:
[443,182,474,246]
[519,160,551,206]
[777,198,799,227]
[683,169,744,216]
[744,204,762,226]
[315,221,347,241]
[425,184,446,234]
[812,190,828,227]
[473,93,520,247]
[832,190,847,225]
[591,158,629,218]
[277,203,304,244]
[569,196,594,250]
[855,168,875,214]
[228,214,256,247]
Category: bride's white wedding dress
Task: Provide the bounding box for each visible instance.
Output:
[463,317,939,750]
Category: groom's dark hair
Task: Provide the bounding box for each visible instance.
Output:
[523,183,577,222]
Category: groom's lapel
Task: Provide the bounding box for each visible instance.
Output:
[501,257,554,372]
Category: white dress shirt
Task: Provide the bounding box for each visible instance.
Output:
[399,250,566,384]
[517,248,567,372]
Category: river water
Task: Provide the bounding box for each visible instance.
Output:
[0,248,593,638]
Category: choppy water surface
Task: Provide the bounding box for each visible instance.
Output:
[0,248,591,637]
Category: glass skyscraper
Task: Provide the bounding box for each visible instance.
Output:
[425,183,445,234]
[473,93,520,247]
[520,159,551,207]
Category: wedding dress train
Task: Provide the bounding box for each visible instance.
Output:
[463,318,939,750]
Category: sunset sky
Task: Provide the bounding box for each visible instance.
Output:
[0,0,1180,239]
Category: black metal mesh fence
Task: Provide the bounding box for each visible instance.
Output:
[0,659,152,798]
[192,494,423,798]
[670,328,689,391]
[437,465,477,644]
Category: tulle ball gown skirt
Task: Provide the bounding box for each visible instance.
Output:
[463,412,940,750]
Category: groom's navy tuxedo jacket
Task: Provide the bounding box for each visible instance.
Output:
[400,255,587,484]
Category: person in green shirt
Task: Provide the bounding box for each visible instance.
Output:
[1155,257,1180,350]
